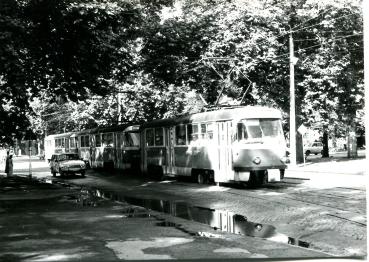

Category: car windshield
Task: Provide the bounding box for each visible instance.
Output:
[59,154,79,161]
[238,119,284,142]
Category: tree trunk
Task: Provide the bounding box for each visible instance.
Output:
[296,132,304,163]
[347,123,358,158]
[322,127,329,158]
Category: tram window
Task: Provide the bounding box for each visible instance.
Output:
[200,124,207,139]
[124,132,140,147]
[206,123,215,140]
[102,133,113,147]
[95,134,101,147]
[238,119,283,141]
[175,125,186,145]
[90,135,95,147]
[260,119,282,137]
[146,129,154,146]
[81,135,89,147]
[117,133,122,149]
[155,127,164,146]
[237,123,248,141]
[86,136,90,147]
[188,124,198,142]
[246,120,262,138]
[186,124,192,143]
[70,137,76,148]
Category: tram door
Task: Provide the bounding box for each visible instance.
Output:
[217,121,233,181]
[166,127,176,176]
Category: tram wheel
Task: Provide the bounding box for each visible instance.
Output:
[148,165,164,181]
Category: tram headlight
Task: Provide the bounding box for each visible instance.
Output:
[253,157,261,165]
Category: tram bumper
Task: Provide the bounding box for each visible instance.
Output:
[233,149,287,182]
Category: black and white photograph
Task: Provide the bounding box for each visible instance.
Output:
[0,0,367,261]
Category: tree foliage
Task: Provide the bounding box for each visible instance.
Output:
[1,0,364,149]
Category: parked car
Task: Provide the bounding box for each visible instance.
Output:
[50,153,86,177]
[305,142,323,156]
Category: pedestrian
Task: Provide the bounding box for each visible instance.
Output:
[5,152,13,176]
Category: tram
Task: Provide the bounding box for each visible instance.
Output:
[44,106,287,186]
[44,124,140,172]
[141,106,287,186]
[44,132,75,161]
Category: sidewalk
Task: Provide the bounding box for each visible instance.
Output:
[285,152,367,188]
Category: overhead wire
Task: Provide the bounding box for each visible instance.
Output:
[267,33,363,60]
[170,10,362,73]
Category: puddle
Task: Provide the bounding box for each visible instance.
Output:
[83,187,310,249]
[47,179,311,249]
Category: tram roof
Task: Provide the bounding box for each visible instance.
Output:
[141,106,282,128]
[45,132,75,139]
[74,124,140,135]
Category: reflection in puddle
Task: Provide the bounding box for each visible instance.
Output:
[85,187,310,249]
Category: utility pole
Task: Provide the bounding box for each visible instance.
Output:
[117,84,122,124]
[364,0,369,167]
[289,32,297,166]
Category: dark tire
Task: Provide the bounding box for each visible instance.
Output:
[305,150,311,156]
[81,171,85,177]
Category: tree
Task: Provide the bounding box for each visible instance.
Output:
[1,0,148,143]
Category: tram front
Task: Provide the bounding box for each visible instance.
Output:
[232,117,288,186]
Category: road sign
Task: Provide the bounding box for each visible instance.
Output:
[297,124,307,135]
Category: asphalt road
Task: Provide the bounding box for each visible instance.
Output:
[1,155,367,260]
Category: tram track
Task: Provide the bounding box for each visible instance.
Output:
[168,180,364,215]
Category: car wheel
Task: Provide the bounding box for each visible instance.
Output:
[305,150,311,156]
[81,171,85,177]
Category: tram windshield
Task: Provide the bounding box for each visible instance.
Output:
[237,119,283,142]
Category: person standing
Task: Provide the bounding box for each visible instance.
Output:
[5,152,13,176]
